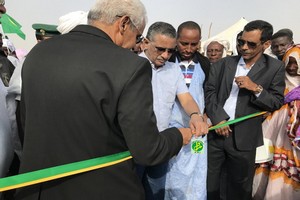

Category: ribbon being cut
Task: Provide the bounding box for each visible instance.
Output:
[0,112,266,192]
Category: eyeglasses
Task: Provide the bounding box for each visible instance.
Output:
[0,0,5,6]
[128,18,144,44]
[237,39,261,49]
[116,15,143,44]
[136,35,144,44]
[151,44,176,54]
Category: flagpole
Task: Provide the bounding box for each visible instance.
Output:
[208,22,212,39]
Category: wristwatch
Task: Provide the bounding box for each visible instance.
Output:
[254,84,263,94]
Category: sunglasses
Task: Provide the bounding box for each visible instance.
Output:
[152,44,176,54]
[237,39,261,49]
[0,0,4,6]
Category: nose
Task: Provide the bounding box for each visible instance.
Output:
[0,5,6,14]
[186,44,193,52]
[211,50,217,55]
[161,51,171,60]
[240,43,249,50]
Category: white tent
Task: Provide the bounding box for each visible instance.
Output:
[201,17,248,55]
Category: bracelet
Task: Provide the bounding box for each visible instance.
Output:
[190,112,203,119]
[190,112,199,117]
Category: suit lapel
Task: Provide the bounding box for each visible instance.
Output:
[247,55,267,78]
[224,56,239,95]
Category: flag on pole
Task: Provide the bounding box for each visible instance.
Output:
[0,13,26,40]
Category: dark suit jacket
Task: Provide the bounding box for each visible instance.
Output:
[17,25,183,200]
[205,55,285,150]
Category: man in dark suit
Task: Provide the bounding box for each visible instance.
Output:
[205,20,285,200]
[16,0,195,199]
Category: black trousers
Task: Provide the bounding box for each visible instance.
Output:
[207,130,256,200]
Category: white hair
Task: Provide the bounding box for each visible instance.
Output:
[88,0,147,33]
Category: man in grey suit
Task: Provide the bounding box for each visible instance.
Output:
[205,20,285,200]
[16,0,195,199]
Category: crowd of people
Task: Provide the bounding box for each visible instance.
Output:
[0,0,299,199]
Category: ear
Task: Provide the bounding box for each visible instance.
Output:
[118,16,131,34]
[143,37,150,50]
[263,40,271,50]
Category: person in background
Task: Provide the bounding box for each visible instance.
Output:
[235,31,243,55]
[252,45,300,200]
[204,39,230,63]
[205,20,285,200]
[9,22,62,148]
[0,1,19,200]
[2,37,17,57]
[164,21,210,200]
[271,28,294,60]
[32,23,60,42]
[16,0,195,199]
[138,21,208,199]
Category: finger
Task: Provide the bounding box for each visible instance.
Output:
[192,129,196,135]
[194,124,201,136]
[200,122,209,134]
[215,128,222,135]
[189,122,197,135]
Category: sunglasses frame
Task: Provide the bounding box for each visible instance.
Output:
[151,44,176,54]
[237,39,261,49]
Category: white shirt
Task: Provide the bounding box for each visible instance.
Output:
[223,57,253,120]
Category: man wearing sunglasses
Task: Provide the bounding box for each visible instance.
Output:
[139,21,208,199]
[205,20,285,200]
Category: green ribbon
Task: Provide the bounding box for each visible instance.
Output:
[0,151,131,192]
[0,111,266,192]
[208,111,266,130]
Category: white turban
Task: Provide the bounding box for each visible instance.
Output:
[204,39,230,58]
[57,11,88,34]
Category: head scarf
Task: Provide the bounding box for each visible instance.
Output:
[57,11,88,34]
[204,39,230,58]
[284,85,300,150]
[282,45,300,91]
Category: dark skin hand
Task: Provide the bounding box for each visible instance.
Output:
[215,120,232,137]
[216,76,260,137]
[234,75,257,92]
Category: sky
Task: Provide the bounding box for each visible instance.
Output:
[5,0,300,52]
